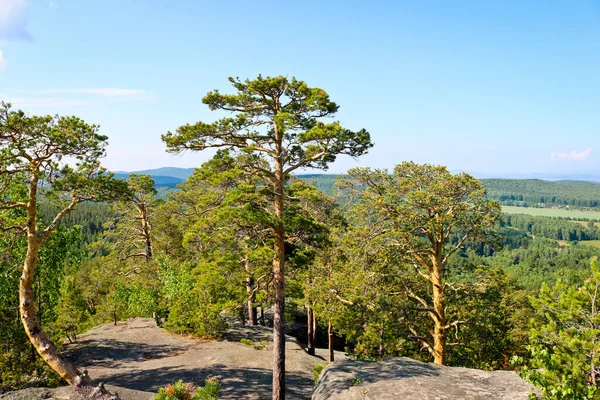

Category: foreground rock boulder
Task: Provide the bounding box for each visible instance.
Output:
[313,357,536,400]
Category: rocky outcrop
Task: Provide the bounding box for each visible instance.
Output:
[313,357,536,400]
[2,319,537,400]
[1,318,343,400]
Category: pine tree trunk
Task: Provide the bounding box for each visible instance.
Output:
[307,305,315,355]
[311,309,317,349]
[431,256,446,365]
[328,321,334,362]
[247,297,257,326]
[272,158,286,400]
[238,307,245,326]
[245,260,257,326]
[260,305,266,326]
[378,321,385,358]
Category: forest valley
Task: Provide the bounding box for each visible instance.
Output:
[2,76,600,400]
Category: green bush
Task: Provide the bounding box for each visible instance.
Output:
[312,362,328,383]
[0,355,63,392]
[159,261,228,339]
[520,259,600,399]
[154,378,220,400]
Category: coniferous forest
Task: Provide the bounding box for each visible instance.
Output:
[2,76,600,400]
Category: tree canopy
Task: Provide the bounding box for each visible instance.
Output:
[162,75,372,400]
[339,162,501,364]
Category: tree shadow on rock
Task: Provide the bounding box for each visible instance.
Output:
[63,338,189,369]
[225,323,274,344]
[93,364,314,400]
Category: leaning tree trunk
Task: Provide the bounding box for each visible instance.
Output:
[140,203,153,260]
[272,157,286,400]
[19,186,116,399]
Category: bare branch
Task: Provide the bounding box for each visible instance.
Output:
[39,198,80,239]
[0,225,26,233]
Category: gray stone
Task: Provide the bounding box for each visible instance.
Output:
[312,357,537,400]
[0,385,152,400]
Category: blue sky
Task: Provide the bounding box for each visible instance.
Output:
[0,0,598,175]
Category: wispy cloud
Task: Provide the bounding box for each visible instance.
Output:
[36,88,148,97]
[2,87,156,108]
[0,51,7,71]
[26,88,156,101]
[0,0,32,42]
[550,148,592,161]
[2,97,88,108]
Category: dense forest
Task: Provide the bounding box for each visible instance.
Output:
[481,179,600,208]
[2,77,600,400]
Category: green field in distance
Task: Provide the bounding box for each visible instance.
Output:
[502,206,600,220]
[580,240,600,248]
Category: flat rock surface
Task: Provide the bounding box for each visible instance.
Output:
[1,318,339,400]
[0,385,152,400]
[312,357,536,400]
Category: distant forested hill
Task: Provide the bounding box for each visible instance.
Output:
[125,167,195,180]
[112,168,193,198]
[482,179,600,208]
[113,169,600,210]
[113,173,183,189]
[113,167,195,191]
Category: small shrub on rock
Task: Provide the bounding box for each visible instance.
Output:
[312,362,328,383]
[154,378,220,400]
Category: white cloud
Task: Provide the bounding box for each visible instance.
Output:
[0,51,7,71]
[550,148,592,161]
[0,0,32,42]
